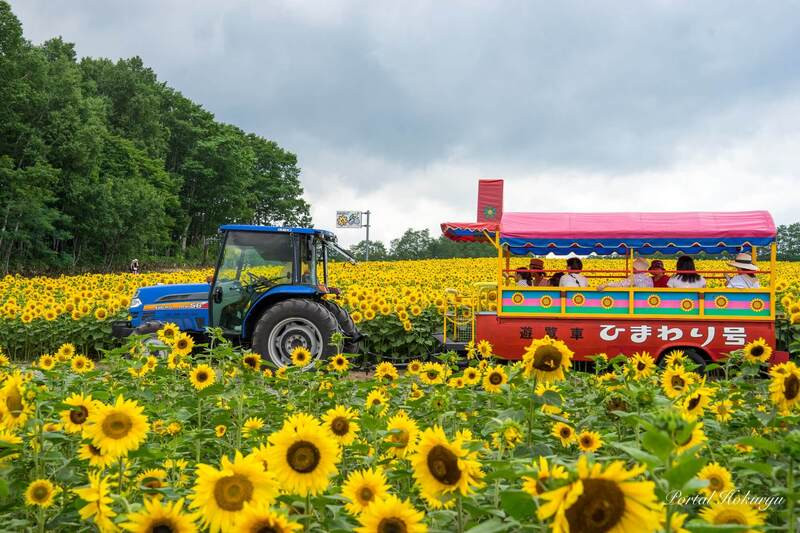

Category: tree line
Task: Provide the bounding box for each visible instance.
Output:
[348,224,800,262]
[0,2,310,273]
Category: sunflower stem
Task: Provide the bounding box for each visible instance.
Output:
[36,506,44,533]
[456,493,464,533]
[788,457,796,533]
[118,456,125,495]
[305,492,311,532]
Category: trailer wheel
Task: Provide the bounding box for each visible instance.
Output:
[658,347,708,373]
[251,299,340,368]
[321,300,361,353]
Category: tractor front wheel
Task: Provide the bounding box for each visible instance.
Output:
[251,299,340,368]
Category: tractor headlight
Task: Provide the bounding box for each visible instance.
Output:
[130,297,142,308]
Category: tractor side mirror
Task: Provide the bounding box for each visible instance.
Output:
[213,286,223,304]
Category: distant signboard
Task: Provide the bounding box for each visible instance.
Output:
[336,211,363,228]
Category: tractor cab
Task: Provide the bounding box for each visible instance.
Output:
[116,225,358,367]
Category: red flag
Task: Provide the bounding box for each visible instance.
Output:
[477,179,503,223]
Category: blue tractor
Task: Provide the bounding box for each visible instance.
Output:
[113,225,360,367]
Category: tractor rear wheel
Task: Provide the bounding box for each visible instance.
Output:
[251,298,340,368]
[321,300,361,354]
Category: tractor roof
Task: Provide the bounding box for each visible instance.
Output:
[219,224,336,240]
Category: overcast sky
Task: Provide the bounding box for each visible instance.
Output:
[11,1,800,247]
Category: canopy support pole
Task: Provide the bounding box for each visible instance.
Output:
[770,242,777,321]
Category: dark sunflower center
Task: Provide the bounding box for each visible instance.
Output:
[687,395,701,411]
[671,376,685,389]
[714,511,747,524]
[426,444,461,485]
[581,436,592,446]
[245,357,257,368]
[197,371,208,382]
[287,441,321,473]
[89,444,103,456]
[6,387,23,416]
[177,339,188,350]
[426,371,438,380]
[75,360,85,368]
[560,428,571,438]
[533,346,563,371]
[256,526,279,533]
[331,417,350,436]
[378,517,408,533]
[70,405,89,424]
[358,486,374,503]
[489,372,503,385]
[708,475,723,490]
[102,412,133,439]
[372,398,382,406]
[144,479,163,489]
[785,375,800,400]
[750,346,764,357]
[213,474,254,511]
[32,485,49,501]
[152,522,176,533]
[637,362,646,371]
[565,478,625,533]
[392,429,409,446]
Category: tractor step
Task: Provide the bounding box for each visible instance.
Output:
[432,333,467,353]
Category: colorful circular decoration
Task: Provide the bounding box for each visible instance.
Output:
[600,296,614,309]
[714,295,729,309]
[750,298,766,312]
[540,295,553,308]
[571,293,586,306]
[680,298,695,312]
[483,206,497,220]
[511,292,525,305]
[647,294,661,308]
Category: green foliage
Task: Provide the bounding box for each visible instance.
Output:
[0,2,311,273]
[777,223,800,261]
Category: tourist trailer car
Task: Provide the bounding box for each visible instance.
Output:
[438,179,789,369]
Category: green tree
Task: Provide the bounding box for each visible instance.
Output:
[777,223,800,260]
[390,229,435,260]
[349,240,389,261]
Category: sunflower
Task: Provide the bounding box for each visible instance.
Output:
[73,472,116,533]
[71,355,95,373]
[769,362,800,413]
[374,362,399,382]
[24,479,59,508]
[418,362,446,385]
[629,351,656,379]
[329,354,350,373]
[172,333,194,357]
[94,307,108,320]
[342,467,390,515]
[78,442,118,468]
[215,425,227,438]
[242,417,265,439]
[56,343,76,361]
[365,389,389,413]
[697,462,735,497]
[410,426,483,508]
[355,494,427,533]
[522,336,573,382]
[577,430,603,453]
[157,322,180,344]
[242,352,261,371]
[407,360,423,375]
[661,365,696,399]
[663,349,687,368]
[0,429,22,464]
[0,371,33,430]
[191,451,279,533]
[136,468,168,492]
[742,337,772,364]
[61,393,99,434]
[713,399,734,422]
[522,456,569,497]
[121,497,196,533]
[698,502,764,530]
[232,502,301,533]
[290,346,312,367]
[84,395,150,457]
[38,354,56,370]
[322,405,360,445]
[385,410,420,458]
[482,365,508,393]
[535,382,563,415]
[551,422,575,447]
[537,455,660,533]
[675,421,707,454]
[476,339,493,358]
[462,367,481,386]
[681,385,714,421]
[190,364,216,390]
[265,416,340,496]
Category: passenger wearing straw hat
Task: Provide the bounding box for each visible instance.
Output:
[528,258,549,287]
[597,257,654,290]
[725,253,760,289]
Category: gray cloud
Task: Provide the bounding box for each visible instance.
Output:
[11,0,800,246]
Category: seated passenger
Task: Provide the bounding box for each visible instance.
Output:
[549,272,564,286]
[559,257,588,287]
[667,255,706,288]
[649,259,670,288]
[514,267,532,286]
[529,258,549,287]
[597,257,653,290]
[725,253,760,288]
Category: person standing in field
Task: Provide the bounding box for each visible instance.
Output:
[130,258,140,275]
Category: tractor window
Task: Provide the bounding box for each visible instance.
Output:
[298,236,317,285]
[218,231,294,285]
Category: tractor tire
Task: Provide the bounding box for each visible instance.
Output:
[251,298,340,368]
[321,300,361,354]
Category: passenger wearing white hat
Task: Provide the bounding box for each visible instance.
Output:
[725,253,760,289]
[598,257,654,290]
